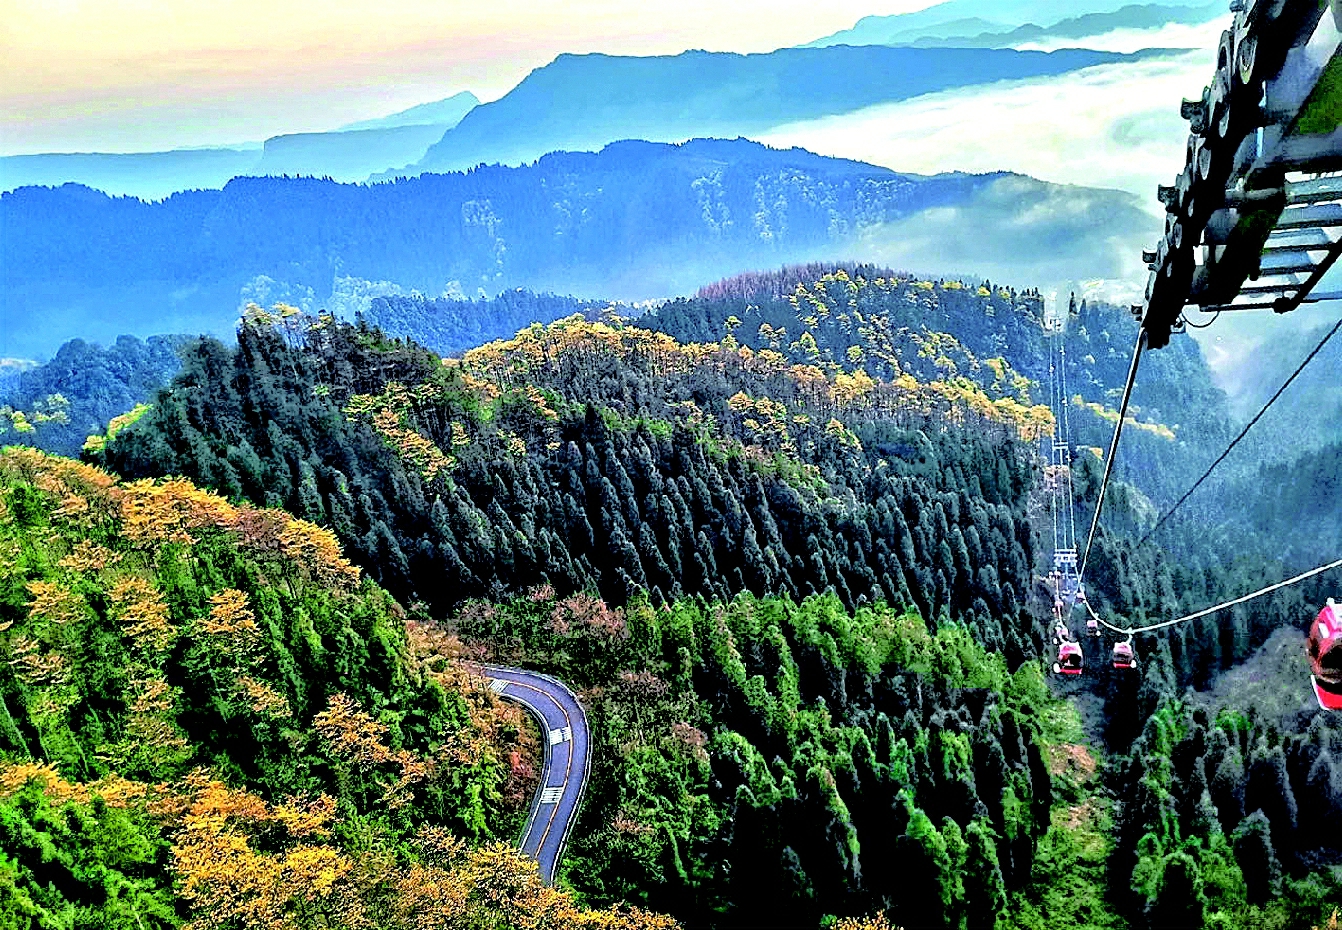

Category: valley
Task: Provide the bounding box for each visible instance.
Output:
[3,2,1342,928]
[5,263,1337,927]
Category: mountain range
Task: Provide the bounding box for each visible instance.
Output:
[0,138,1155,360]
[0,92,479,200]
[884,3,1223,49]
[400,45,1168,177]
[337,90,479,132]
[3,45,1162,201]
[804,0,1219,47]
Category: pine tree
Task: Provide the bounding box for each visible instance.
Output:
[1145,851,1206,929]
[1232,810,1283,905]
[962,819,1007,929]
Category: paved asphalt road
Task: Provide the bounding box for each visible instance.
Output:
[482,664,591,885]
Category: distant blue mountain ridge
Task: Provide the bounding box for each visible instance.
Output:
[0,138,1155,360]
[338,91,479,132]
[0,93,480,200]
[804,0,1220,47]
[4,43,1167,199]
[401,44,1173,176]
[870,3,1225,50]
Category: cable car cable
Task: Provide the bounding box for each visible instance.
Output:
[1182,310,1220,329]
[1083,555,1342,637]
[1077,327,1146,585]
[1138,316,1342,547]
[1060,334,1078,553]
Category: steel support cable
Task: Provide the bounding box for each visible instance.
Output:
[1084,556,1342,637]
[1060,335,1078,552]
[1048,332,1061,558]
[1139,316,1342,547]
[1078,327,1146,585]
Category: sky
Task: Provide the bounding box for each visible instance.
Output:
[0,0,933,155]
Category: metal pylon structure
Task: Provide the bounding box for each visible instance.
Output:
[1139,0,1342,345]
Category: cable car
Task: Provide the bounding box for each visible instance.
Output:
[1054,641,1084,676]
[1111,640,1137,670]
[1053,619,1072,645]
[1086,616,1101,638]
[1308,599,1342,710]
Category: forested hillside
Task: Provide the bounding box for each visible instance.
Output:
[1240,440,1342,568]
[0,249,1328,927]
[101,308,1047,631]
[641,264,1232,507]
[0,448,681,927]
[90,303,1082,927]
[1104,697,1342,926]
[11,0,1342,923]
[79,286,1341,926]
[0,292,602,458]
[359,290,622,357]
[0,335,186,457]
[456,590,1061,928]
[0,141,980,358]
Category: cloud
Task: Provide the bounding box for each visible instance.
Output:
[757,47,1218,209]
[854,174,1160,307]
[1013,19,1228,53]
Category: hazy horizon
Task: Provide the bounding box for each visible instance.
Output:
[0,0,935,156]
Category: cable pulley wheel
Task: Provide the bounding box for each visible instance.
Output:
[1238,33,1258,85]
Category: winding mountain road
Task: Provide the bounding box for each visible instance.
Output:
[481,664,591,885]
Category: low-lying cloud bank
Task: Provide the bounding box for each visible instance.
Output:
[758,48,1212,210]
[858,174,1160,308]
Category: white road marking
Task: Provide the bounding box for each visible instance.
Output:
[488,678,509,693]
[549,726,571,745]
[539,786,564,804]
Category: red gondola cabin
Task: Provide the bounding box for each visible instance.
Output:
[1111,641,1137,670]
[1054,641,1084,676]
[1308,599,1342,710]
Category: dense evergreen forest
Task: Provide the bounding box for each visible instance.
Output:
[77,274,1342,927]
[0,335,186,457]
[359,290,620,357]
[91,305,1074,927]
[0,448,677,927]
[640,264,1231,508]
[100,305,1046,628]
[0,290,602,459]
[5,262,1341,927]
[1240,439,1342,566]
[462,590,1059,928]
